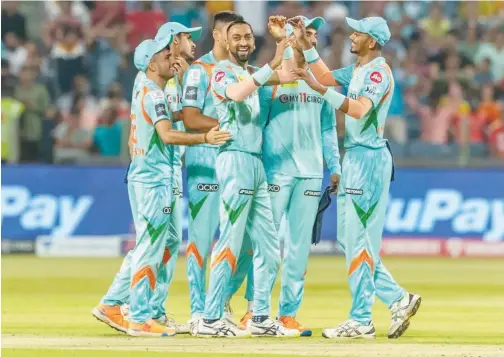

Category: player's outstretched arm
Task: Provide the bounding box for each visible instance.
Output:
[264,15,297,85]
[155,120,231,146]
[292,69,373,119]
[287,17,338,86]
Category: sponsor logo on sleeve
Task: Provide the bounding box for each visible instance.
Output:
[151,90,165,100]
[268,184,281,193]
[345,188,363,195]
[155,104,168,117]
[215,71,225,83]
[197,183,219,192]
[365,85,377,95]
[185,86,198,100]
[188,69,201,83]
[239,189,254,196]
[304,190,321,197]
[370,71,382,83]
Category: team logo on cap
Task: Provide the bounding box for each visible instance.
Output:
[370,71,382,83]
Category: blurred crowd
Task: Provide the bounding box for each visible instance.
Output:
[1,0,504,165]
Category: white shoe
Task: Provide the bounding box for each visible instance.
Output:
[154,314,190,334]
[188,317,202,336]
[195,318,251,338]
[250,318,300,337]
[322,320,376,339]
[388,293,422,339]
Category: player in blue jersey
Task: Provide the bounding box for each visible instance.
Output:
[92,35,231,337]
[194,19,301,338]
[149,22,202,334]
[289,16,421,339]
[180,11,256,330]
[237,15,342,336]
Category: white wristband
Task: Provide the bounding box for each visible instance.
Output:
[323,88,345,110]
[252,64,274,86]
[283,46,294,60]
[303,47,320,63]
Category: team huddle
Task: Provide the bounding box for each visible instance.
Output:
[92,11,422,339]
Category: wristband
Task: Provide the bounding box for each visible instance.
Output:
[303,47,320,64]
[283,46,294,60]
[323,88,345,110]
[251,64,274,86]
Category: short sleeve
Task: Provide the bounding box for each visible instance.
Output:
[332,64,355,87]
[211,67,238,103]
[320,100,336,132]
[359,66,391,108]
[182,65,209,110]
[143,89,171,125]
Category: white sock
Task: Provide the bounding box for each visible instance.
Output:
[247,300,254,312]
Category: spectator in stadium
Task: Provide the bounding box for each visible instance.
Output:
[126,1,165,50]
[39,105,61,164]
[488,111,504,158]
[53,96,92,163]
[475,30,504,82]
[419,3,452,51]
[474,58,493,85]
[56,75,98,130]
[43,0,90,47]
[14,65,50,162]
[1,1,26,42]
[3,31,27,76]
[477,84,502,123]
[458,27,480,63]
[1,80,24,164]
[98,82,130,120]
[51,25,86,94]
[92,106,123,157]
[91,1,126,29]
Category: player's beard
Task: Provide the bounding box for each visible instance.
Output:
[230,47,250,65]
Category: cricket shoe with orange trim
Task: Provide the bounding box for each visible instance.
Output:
[92,304,128,333]
[239,311,253,330]
[278,316,312,337]
[127,319,176,337]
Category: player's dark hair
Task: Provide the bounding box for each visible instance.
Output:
[226,20,254,36]
[213,11,244,30]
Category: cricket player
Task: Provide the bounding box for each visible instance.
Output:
[288,16,421,338]
[237,15,342,336]
[181,11,255,328]
[92,35,231,337]
[194,19,300,338]
[149,22,202,333]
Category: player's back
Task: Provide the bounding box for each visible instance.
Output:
[128,75,174,187]
[211,61,265,155]
[338,57,394,150]
[262,78,332,178]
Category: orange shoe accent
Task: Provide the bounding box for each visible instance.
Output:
[348,249,374,276]
[162,247,172,265]
[186,242,204,268]
[131,266,156,290]
[128,319,175,337]
[92,304,128,333]
[239,311,252,330]
[279,316,311,335]
[211,248,237,273]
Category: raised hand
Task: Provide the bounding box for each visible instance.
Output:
[173,56,190,82]
[287,17,311,50]
[269,38,290,69]
[290,68,325,93]
[268,15,287,41]
[205,126,232,145]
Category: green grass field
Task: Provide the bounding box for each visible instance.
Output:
[2,255,504,357]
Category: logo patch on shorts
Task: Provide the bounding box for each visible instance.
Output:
[185,86,197,100]
[173,187,180,196]
[239,189,254,196]
[163,207,172,214]
[268,184,280,192]
[370,71,382,83]
[197,183,219,192]
[345,188,363,195]
[304,190,321,197]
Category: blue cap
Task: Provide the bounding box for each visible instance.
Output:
[155,22,202,42]
[286,16,326,37]
[345,17,391,46]
[134,34,174,72]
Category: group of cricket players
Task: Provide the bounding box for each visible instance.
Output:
[92,10,422,339]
